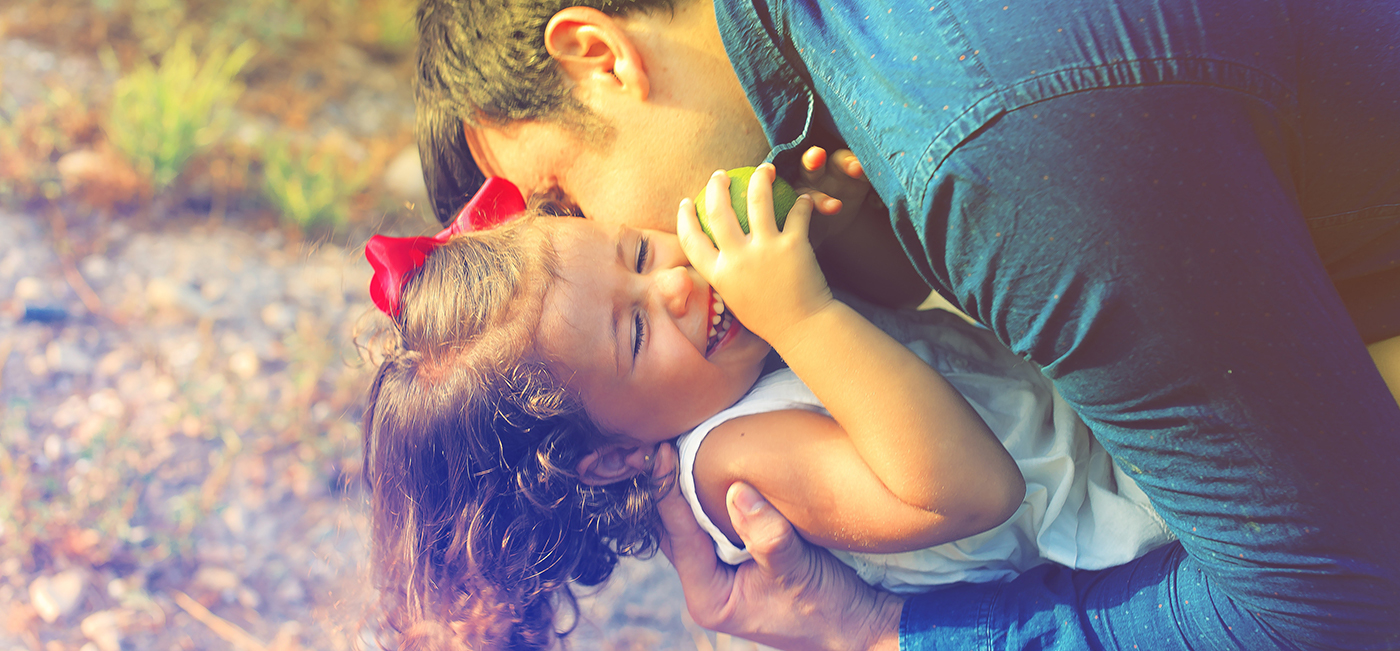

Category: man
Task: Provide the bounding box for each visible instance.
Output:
[413,0,1400,648]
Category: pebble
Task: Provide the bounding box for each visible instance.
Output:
[14,276,45,302]
[80,610,123,651]
[80,255,111,281]
[382,145,428,203]
[28,570,86,623]
[275,577,306,604]
[46,340,94,375]
[194,566,241,594]
[228,348,261,380]
[261,302,295,331]
[145,277,181,311]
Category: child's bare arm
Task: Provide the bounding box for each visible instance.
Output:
[678,165,1024,552]
[693,409,1016,553]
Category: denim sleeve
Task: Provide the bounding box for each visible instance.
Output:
[894,84,1400,650]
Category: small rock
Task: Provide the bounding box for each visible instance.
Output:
[14,276,45,302]
[275,577,305,604]
[25,353,49,376]
[382,145,428,204]
[95,348,135,377]
[228,348,261,380]
[237,586,261,609]
[88,389,125,419]
[145,277,181,310]
[221,504,247,536]
[260,302,295,331]
[46,341,94,375]
[193,566,240,593]
[200,277,230,301]
[57,148,146,210]
[29,570,86,623]
[80,610,123,651]
[80,255,112,282]
[1,558,21,577]
[44,434,63,461]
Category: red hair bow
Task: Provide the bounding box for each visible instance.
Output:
[366,177,527,318]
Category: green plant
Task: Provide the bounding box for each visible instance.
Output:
[259,136,370,230]
[106,32,256,191]
[369,0,417,53]
[213,0,308,53]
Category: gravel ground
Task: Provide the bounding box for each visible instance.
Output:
[0,34,777,651]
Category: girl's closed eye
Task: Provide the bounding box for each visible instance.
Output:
[636,236,651,272]
[632,234,651,361]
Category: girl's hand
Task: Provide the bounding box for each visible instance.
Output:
[679,165,835,347]
[798,147,870,247]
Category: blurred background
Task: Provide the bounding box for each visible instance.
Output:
[0,2,761,648]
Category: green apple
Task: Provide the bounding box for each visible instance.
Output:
[693,167,799,243]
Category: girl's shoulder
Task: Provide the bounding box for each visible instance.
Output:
[676,367,824,466]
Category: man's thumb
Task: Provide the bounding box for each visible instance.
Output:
[727,482,806,575]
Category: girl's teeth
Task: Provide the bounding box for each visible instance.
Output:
[712,314,722,325]
[714,298,724,314]
[708,326,717,338]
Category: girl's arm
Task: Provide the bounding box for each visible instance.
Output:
[678,166,1025,553]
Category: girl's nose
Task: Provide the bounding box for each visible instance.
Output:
[652,266,694,317]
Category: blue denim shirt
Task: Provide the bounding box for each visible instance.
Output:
[713,0,1400,648]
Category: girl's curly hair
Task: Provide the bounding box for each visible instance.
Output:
[363,217,663,649]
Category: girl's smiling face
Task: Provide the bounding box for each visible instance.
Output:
[535,218,771,444]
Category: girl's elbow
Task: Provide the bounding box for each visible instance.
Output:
[963,471,1026,534]
[987,472,1027,528]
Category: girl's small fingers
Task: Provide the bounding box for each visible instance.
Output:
[747,164,780,238]
[704,170,746,248]
[783,194,815,240]
[801,146,828,173]
[677,197,718,275]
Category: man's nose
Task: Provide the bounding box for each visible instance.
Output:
[652,266,694,317]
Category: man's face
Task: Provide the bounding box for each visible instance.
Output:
[464,112,771,233]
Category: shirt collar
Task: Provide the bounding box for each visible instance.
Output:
[712,0,816,169]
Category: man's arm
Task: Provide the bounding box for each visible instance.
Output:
[654,443,903,651]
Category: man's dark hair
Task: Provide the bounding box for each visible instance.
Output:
[415,0,677,224]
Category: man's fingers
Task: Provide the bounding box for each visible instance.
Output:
[831,149,865,181]
[726,482,810,579]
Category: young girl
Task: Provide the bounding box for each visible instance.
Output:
[360,164,1172,649]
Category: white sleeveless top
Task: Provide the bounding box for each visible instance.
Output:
[675,305,1175,594]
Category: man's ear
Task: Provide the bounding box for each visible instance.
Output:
[575,444,654,486]
[545,7,650,102]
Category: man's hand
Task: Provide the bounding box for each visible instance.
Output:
[654,443,904,651]
[797,147,870,248]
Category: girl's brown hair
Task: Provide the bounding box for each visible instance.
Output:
[363,217,661,649]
